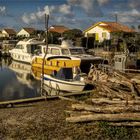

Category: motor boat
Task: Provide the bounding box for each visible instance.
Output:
[32,40,103,73]
[31,56,81,80]
[9,38,44,63]
[43,67,86,92]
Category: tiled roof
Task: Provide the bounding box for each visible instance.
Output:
[48,25,69,33]
[84,22,135,33]
[23,28,35,34]
[3,28,16,35]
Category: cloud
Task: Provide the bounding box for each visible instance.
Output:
[97,0,111,5]
[116,9,140,24]
[0,6,6,14]
[20,0,140,30]
[0,23,6,28]
[67,0,103,17]
[22,13,31,24]
[21,4,74,24]
[128,0,140,9]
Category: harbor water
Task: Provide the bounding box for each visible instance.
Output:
[0,57,41,102]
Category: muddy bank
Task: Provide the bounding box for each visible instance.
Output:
[0,99,140,140]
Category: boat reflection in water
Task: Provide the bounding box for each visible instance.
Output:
[0,58,41,102]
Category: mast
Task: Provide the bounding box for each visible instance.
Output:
[41,13,49,95]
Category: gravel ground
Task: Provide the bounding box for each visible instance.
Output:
[0,99,140,140]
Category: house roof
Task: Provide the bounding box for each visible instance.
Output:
[3,28,16,35]
[48,25,69,34]
[84,22,135,33]
[22,28,35,34]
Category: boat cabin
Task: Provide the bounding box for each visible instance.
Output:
[15,38,44,54]
[9,38,44,63]
[40,44,86,57]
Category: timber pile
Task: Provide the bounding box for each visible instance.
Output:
[64,66,140,126]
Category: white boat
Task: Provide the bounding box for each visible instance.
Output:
[32,40,103,73]
[43,67,86,92]
[9,38,44,63]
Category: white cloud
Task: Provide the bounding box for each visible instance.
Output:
[120,9,140,18]
[0,6,6,14]
[67,0,103,16]
[116,9,140,24]
[97,0,110,5]
[129,0,140,9]
[21,4,74,24]
[22,13,31,24]
[59,4,72,16]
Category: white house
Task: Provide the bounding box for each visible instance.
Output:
[84,22,135,42]
[2,28,16,38]
[17,28,35,37]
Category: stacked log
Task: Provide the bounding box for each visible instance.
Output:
[64,66,140,126]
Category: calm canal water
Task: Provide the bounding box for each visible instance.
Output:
[0,57,41,102]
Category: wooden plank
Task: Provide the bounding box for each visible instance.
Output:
[66,113,140,123]
[0,90,94,106]
[0,96,45,106]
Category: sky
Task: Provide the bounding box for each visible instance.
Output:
[0,0,140,31]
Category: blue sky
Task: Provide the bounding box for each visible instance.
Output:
[0,0,139,31]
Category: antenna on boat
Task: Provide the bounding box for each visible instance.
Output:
[41,7,50,95]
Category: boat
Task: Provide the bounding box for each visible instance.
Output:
[31,40,103,73]
[9,38,44,63]
[43,67,86,92]
[31,56,81,80]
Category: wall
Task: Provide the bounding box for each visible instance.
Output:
[17,29,30,37]
[85,26,110,42]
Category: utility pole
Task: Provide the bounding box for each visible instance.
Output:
[115,13,118,23]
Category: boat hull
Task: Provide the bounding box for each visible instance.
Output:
[43,74,85,92]
[10,51,33,64]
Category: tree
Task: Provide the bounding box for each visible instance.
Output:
[63,29,83,40]
[48,31,61,44]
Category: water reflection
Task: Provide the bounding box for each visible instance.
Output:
[0,57,41,102]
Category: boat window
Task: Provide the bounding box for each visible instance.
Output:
[69,48,84,55]
[29,45,41,54]
[51,48,60,55]
[56,68,73,80]
[61,49,70,55]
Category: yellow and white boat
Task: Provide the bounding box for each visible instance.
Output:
[31,56,81,80]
